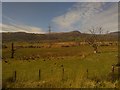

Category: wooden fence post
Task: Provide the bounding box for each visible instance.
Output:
[11,42,15,58]
[39,69,41,80]
[112,65,114,82]
[62,67,64,81]
[118,66,120,80]
[86,69,88,79]
[14,70,16,82]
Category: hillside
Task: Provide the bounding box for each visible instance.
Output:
[2,31,118,43]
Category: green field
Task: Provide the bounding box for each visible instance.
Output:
[2,44,120,88]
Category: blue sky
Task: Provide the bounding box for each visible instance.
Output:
[2,2,118,33]
[2,2,74,32]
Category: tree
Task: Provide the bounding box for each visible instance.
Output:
[85,26,103,53]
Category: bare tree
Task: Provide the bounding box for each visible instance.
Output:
[86,26,103,53]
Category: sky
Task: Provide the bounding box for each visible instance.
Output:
[2,0,120,2]
[1,2,118,33]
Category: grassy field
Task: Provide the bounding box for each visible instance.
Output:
[2,43,120,88]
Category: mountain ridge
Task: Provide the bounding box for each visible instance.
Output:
[2,31,118,42]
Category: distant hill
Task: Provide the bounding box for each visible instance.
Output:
[109,31,120,36]
[2,31,118,43]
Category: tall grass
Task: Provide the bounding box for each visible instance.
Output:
[2,45,119,88]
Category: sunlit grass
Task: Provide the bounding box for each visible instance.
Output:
[2,45,119,88]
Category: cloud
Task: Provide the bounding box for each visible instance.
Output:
[81,2,118,33]
[2,15,45,33]
[0,23,45,34]
[52,2,118,33]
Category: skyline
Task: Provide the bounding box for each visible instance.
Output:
[1,2,118,34]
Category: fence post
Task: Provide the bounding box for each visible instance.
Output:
[86,69,88,79]
[39,69,41,80]
[118,66,120,80]
[112,65,114,82]
[62,67,64,81]
[11,42,15,58]
[14,70,16,82]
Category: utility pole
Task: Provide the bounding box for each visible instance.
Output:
[48,24,51,34]
[48,24,52,48]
